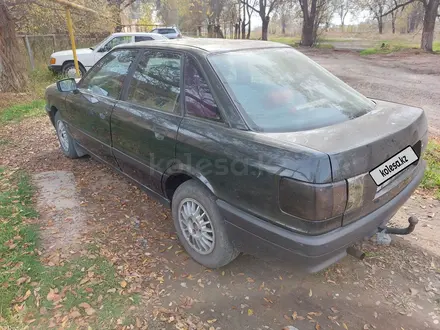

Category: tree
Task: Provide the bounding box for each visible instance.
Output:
[333,0,353,31]
[364,0,390,33]
[382,0,440,51]
[298,0,329,46]
[241,0,282,40]
[0,0,28,92]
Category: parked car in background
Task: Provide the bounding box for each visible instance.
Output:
[150,26,182,39]
[45,39,427,273]
[48,32,168,77]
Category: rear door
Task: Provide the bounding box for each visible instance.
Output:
[111,50,183,194]
[64,49,138,166]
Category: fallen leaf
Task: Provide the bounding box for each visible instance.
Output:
[70,310,81,318]
[22,290,31,301]
[16,277,28,285]
[284,314,291,320]
[107,288,116,293]
[120,280,127,288]
[316,324,321,330]
[331,307,339,313]
[308,312,322,317]
[207,319,217,324]
[85,307,96,315]
[309,289,313,297]
[46,288,60,302]
[343,323,349,330]
[78,302,91,309]
[248,309,254,316]
[292,311,298,320]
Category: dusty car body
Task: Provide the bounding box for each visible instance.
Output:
[45,39,428,272]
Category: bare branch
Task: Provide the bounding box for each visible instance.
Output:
[381,0,418,17]
[240,0,259,13]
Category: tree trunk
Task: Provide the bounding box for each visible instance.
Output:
[301,18,315,46]
[377,16,383,34]
[241,2,246,39]
[247,20,251,39]
[281,18,286,34]
[234,22,239,39]
[0,0,28,92]
[420,0,439,51]
[261,16,269,40]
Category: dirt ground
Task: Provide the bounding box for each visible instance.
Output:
[1,50,440,330]
[302,49,440,137]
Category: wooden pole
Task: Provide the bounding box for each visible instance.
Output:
[65,7,80,77]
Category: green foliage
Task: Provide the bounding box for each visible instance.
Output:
[0,99,45,124]
[421,140,440,199]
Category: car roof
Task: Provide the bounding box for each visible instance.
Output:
[116,38,290,55]
[111,32,165,37]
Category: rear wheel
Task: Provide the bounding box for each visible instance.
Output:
[172,180,239,268]
[54,112,79,159]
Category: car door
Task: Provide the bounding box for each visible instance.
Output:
[94,35,134,62]
[64,48,138,166]
[111,50,183,194]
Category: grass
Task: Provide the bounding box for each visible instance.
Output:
[360,40,440,55]
[421,140,440,199]
[0,99,46,124]
[0,168,139,328]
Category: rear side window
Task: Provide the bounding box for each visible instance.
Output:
[135,36,153,42]
[79,49,138,99]
[184,58,221,120]
[127,51,181,113]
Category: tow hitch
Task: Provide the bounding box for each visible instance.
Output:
[380,216,419,235]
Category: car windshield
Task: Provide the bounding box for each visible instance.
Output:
[208,47,376,132]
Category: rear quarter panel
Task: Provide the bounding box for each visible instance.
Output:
[173,118,339,234]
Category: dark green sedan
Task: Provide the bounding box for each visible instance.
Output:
[45,39,428,272]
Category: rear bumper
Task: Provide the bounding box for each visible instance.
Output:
[219,160,426,273]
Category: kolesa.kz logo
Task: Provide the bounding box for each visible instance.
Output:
[370,146,419,186]
[379,155,408,177]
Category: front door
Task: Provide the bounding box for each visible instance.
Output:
[111,50,183,194]
[64,49,138,166]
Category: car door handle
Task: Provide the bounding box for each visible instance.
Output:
[154,132,164,140]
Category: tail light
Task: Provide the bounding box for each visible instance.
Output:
[279,178,347,221]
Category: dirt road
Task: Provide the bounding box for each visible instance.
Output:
[302,49,440,137]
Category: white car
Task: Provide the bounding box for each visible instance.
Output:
[48,32,168,77]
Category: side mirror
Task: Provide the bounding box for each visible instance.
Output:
[57,78,77,92]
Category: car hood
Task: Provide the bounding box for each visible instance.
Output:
[264,99,428,182]
[51,48,93,57]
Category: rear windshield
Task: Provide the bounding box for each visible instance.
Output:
[152,28,176,34]
[208,48,375,132]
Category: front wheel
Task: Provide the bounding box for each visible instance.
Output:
[54,112,79,159]
[172,180,239,268]
[62,62,86,78]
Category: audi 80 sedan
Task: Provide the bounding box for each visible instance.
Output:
[45,39,428,272]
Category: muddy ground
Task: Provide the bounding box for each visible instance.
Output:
[1,50,440,330]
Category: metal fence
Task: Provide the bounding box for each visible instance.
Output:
[17,33,108,70]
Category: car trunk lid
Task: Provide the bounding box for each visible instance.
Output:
[265,99,428,226]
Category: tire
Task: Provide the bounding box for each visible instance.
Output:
[172,180,239,268]
[54,112,79,159]
[62,62,86,78]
